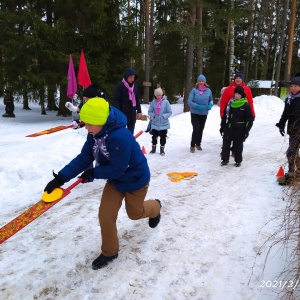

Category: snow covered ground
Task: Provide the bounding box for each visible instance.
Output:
[0,95,290,299]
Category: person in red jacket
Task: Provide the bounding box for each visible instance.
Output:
[219,73,255,118]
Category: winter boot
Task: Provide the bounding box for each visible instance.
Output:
[160,146,165,156]
[221,160,229,166]
[149,199,162,228]
[92,253,118,270]
[150,145,156,154]
[190,147,195,153]
[196,145,202,151]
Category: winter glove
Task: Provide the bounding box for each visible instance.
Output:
[207,103,213,110]
[244,132,249,141]
[219,128,224,136]
[275,123,285,136]
[72,120,79,129]
[145,121,152,133]
[65,102,79,113]
[197,104,206,110]
[72,120,85,130]
[279,129,285,136]
[78,169,94,183]
[44,171,65,194]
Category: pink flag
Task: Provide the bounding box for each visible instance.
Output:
[67,54,77,100]
[78,50,92,88]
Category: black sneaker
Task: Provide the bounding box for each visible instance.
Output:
[221,160,229,166]
[149,199,161,228]
[235,162,241,167]
[92,253,118,270]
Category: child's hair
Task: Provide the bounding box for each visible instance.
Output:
[195,82,209,88]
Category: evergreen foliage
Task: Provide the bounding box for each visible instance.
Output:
[0,0,300,112]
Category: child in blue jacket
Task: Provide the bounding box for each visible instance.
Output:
[148,88,172,155]
[44,98,161,270]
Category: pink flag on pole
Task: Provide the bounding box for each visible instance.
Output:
[67,54,77,100]
[78,50,92,88]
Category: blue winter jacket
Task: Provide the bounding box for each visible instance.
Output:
[187,87,213,115]
[58,107,150,192]
[148,97,172,130]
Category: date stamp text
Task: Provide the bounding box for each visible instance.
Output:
[260,280,299,289]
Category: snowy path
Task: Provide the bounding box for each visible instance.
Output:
[0,97,287,299]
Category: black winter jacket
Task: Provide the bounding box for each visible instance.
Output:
[113,68,142,119]
[221,98,254,140]
[277,93,300,137]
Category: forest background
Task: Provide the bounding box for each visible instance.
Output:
[0,0,299,115]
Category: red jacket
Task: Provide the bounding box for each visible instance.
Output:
[219,82,255,117]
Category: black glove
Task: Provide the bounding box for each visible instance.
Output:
[44,171,65,194]
[244,132,249,141]
[279,129,285,136]
[219,128,224,136]
[78,169,94,183]
[276,123,285,136]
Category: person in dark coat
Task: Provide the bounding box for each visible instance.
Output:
[113,68,142,134]
[219,72,255,118]
[3,94,15,118]
[220,86,254,167]
[276,76,300,174]
[44,98,161,269]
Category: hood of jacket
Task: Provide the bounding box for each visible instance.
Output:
[124,68,138,81]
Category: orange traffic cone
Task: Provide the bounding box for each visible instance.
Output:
[141,145,147,154]
[276,166,284,177]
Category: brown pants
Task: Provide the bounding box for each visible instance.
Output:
[99,180,161,256]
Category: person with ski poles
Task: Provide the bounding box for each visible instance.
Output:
[44,97,161,269]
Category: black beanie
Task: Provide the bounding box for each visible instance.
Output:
[290,76,300,86]
[82,83,106,99]
[234,86,246,98]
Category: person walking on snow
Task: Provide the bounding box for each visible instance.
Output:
[219,72,255,158]
[276,75,300,179]
[44,97,161,270]
[113,67,142,134]
[187,74,213,153]
[148,87,172,156]
[220,86,254,167]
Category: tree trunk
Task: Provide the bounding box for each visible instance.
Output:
[262,6,273,80]
[222,19,231,87]
[229,0,235,80]
[183,3,196,112]
[244,0,254,82]
[274,0,289,96]
[284,0,296,81]
[39,87,46,115]
[196,1,203,76]
[144,0,150,104]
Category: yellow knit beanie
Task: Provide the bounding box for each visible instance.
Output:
[80,97,109,125]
